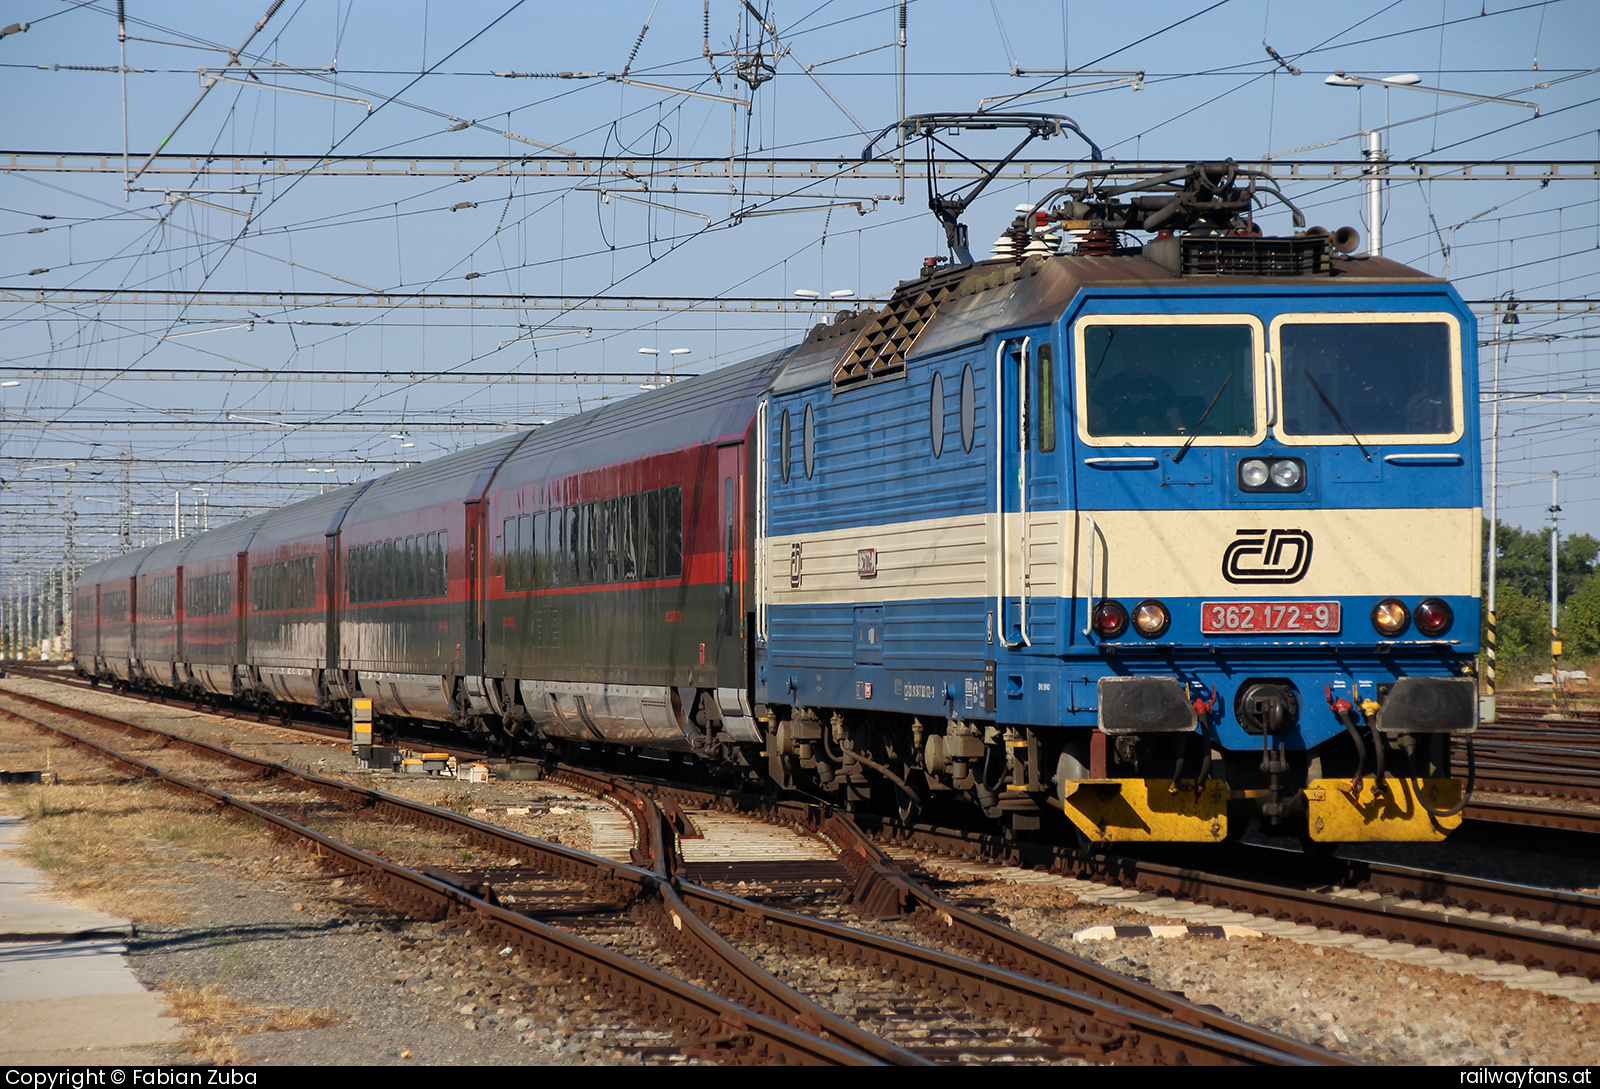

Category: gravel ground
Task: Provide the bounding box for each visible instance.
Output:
[898,859,1600,1066]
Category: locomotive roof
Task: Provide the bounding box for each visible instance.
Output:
[772,248,1448,392]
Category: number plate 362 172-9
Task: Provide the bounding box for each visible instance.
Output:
[1201,601,1341,635]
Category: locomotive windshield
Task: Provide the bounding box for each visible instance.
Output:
[1078,320,1259,442]
[1275,316,1459,440]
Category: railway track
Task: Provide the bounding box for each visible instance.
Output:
[0,685,1337,1066]
[870,820,1600,990]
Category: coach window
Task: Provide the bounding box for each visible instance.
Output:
[1035,343,1056,452]
[780,409,792,483]
[620,494,639,580]
[569,502,582,582]
[569,508,582,585]
[960,363,976,453]
[929,372,945,458]
[1272,313,1461,445]
[664,485,683,578]
[642,490,662,579]
[580,503,597,583]
[599,498,616,581]
[531,511,550,585]
[1076,315,1264,446]
[516,516,531,589]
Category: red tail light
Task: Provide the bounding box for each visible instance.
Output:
[1415,598,1453,636]
[1093,599,1129,639]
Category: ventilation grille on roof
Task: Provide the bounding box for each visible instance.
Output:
[1144,235,1331,277]
[832,280,957,390]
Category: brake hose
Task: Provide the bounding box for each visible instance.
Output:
[1416,737,1476,820]
[1328,687,1368,798]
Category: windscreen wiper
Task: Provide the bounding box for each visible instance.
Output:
[1170,371,1232,464]
[1301,369,1372,461]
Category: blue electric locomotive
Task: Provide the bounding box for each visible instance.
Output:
[755,163,1479,843]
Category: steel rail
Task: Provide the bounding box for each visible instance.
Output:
[0,687,922,1064]
[676,880,1327,1067]
[542,766,929,1066]
[0,696,878,1066]
[1466,798,1600,837]
[557,765,1348,1064]
[1262,852,1600,936]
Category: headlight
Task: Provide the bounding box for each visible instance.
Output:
[1415,598,1453,636]
[1372,598,1410,637]
[1240,459,1270,488]
[1271,459,1304,488]
[1092,599,1129,639]
[1132,599,1170,638]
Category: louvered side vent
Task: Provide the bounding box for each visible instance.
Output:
[832,282,956,390]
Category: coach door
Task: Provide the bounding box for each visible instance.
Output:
[715,444,746,689]
[464,500,484,678]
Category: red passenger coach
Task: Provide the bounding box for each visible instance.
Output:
[180,513,268,699]
[340,434,525,725]
[132,536,192,690]
[245,486,371,710]
[71,346,784,768]
[482,351,782,755]
[79,549,143,683]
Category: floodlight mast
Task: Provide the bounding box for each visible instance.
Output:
[1324,71,1542,257]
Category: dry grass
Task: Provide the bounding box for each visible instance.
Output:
[0,726,276,923]
[163,985,342,1065]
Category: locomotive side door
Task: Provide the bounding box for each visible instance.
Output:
[998,331,1064,648]
[1023,330,1065,649]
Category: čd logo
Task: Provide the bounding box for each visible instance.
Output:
[1222,528,1313,584]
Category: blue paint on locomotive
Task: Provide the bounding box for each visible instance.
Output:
[757,275,1480,757]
